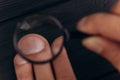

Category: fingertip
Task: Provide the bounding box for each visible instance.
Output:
[82,37,120,71]
[17,34,52,61]
[14,54,33,80]
[77,13,111,35]
[82,37,104,54]
[52,36,64,54]
[76,15,97,34]
[18,34,46,55]
[14,54,28,65]
[77,16,88,32]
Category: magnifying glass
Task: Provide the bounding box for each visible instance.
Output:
[13,14,69,64]
[13,14,89,64]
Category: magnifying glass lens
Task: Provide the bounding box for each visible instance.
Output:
[14,15,65,63]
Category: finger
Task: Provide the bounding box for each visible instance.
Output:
[77,13,120,41]
[82,36,120,71]
[14,54,33,80]
[52,37,76,80]
[18,34,54,80]
[110,0,120,15]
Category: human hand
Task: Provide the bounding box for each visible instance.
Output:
[13,1,120,79]
[77,0,120,71]
[13,34,76,80]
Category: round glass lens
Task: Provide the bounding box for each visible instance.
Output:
[13,14,65,64]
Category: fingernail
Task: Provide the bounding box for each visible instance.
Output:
[77,17,88,32]
[82,38,103,53]
[18,34,45,55]
[15,55,27,65]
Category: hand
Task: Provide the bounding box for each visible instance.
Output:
[77,0,120,71]
[13,34,76,80]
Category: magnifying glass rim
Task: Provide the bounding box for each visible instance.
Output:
[13,14,69,64]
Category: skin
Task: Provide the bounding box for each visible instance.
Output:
[77,0,120,71]
[14,0,120,79]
